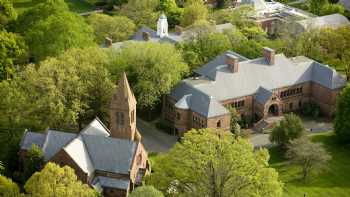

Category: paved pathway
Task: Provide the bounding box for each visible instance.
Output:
[137,118,178,153]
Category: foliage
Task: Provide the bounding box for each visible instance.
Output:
[16,0,95,61]
[308,0,328,15]
[0,30,27,80]
[148,128,283,197]
[286,137,331,181]
[334,84,350,144]
[24,163,97,197]
[129,185,164,197]
[181,0,208,26]
[0,175,23,197]
[0,0,17,28]
[109,42,188,109]
[0,47,114,132]
[320,3,345,15]
[87,13,136,43]
[0,161,3,173]
[158,0,183,27]
[301,101,321,118]
[270,113,306,148]
[227,106,241,136]
[120,0,159,28]
[23,144,45,182]
[216,0,233,8]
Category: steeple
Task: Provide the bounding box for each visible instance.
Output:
[110,72,137,140]
[157,13,168,38]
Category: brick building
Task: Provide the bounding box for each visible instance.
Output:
[19,73,149,197]
[162,47,346,135]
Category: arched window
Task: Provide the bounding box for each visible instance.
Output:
[217,120,221,128]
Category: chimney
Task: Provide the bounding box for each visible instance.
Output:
[142,31,150,41]
[105,37,112,48]
[263,47,275,65]
[175,25,183,35]
[225,54,239,73]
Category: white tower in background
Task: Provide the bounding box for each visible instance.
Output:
[157,14,168,38]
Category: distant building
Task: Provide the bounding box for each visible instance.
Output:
[19,73,149,197]
[338,0,350,11]
[162,48,346,135]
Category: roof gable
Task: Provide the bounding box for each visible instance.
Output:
[42,130,77,161]
[81,118,110,137]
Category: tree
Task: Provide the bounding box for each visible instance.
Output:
[24,163,97,197]
[23,144,45,182]
[148,128,283,197]
[270,113,306,148]
[309,0,329,15]
[181,0,208,27]
[87,13,136,43]
[0,175,23,197]
[0,0,17,28]
[0,30,27,80]
[286,137,331,181]
[16,0,95,61]
[334,84,350,143]
[227,106,241,136]
[120,0,159,27]
[110,42,188,110]
[129,186,164,197]
[320,3,345,15]
[0,161,3,173]
[158,0,183,27]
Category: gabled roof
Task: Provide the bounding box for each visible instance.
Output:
[297,14,350,30]
[42,130,77,161]
[20,131,46,150]
[81,118,110,137]
[255,87,273,105]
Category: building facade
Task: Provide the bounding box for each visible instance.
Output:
[19,73,149,197]
[162,48,346,135]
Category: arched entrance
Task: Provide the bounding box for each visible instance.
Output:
[268,104,279,116]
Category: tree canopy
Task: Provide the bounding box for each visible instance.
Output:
[16,0,95,61]
[87,13,136,43]
[0,0,17,28]
[0,175,23,197]
[24,163,97,197]
[181,0,208,26]
[129,185,164,197]
[109,42,188,109]
[334,84,350,144]
[148,128,283,197]
[120,0,159,28]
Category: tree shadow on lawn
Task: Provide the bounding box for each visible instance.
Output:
[269,133,350,189]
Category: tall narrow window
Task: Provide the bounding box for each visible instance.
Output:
[131,110,135,123]
[217,120,221,128]
[116,112,125,125]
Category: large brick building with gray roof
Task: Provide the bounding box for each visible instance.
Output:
[162,47,346,135]
[19,73,149,197]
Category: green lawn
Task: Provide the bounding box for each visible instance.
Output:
[269,133,350,197]
[13,0,94,14]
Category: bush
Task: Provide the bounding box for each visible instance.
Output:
[302,102,321,118]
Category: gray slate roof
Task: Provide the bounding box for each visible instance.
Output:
[170,51,346,118]
[297,14,350,30]
[338,0,350,11]
[20,131,46,150]
[42,130,77,161]
[255,87,273,105]
[92,176,130,190]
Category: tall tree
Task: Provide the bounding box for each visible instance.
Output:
[16,0,95,61]
[286,137,331,181]
[110,42,189,110]
[270,113,306,148]
[22,144,45,182]
[334,84,350,143]
[0,30,27,80]
[129,186,164,197]
[0,175,23,197]
[158,0,183,27]
[181,0,208,26]
[148,128,283,197]
[86,13,136,43]
[309,0,329,15]
[120,0,159,28]
[24,163,97,197]
[0,0,17,28]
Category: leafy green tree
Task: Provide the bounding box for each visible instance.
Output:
[320,3,345,15]
[0,30,27,80]
[286,137,331,181]
[181,0,208,26]
[0,161,3,173]
[16,0,95,61]
[148,128,283,197]
[110,42,188,110]
[130,186,164,197]
[120,0,159,27]
[87,13,136,43]
[270,113,306,148]
[227,106,241,136]
[23,144,45,182]
[334,84,350,143]
[0,175,23,197]
[158,0,183,27]
[0,0,17,28]
[24,163,97,197]
[309,0,329,15]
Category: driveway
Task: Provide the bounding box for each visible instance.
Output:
[137,118,178,153]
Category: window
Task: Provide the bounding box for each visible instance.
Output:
[298,100,302,108]
[176,112,180,120]
[289,103,293,110]
[217,120,221,128]
[231,99,245,109]
[116,112,124,125]
[280,87,303,98]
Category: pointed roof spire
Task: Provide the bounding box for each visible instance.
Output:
[111,72,136,108]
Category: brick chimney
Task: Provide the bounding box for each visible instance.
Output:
[105,37,112,48]
[263,47,275,65]
[175,25,183,35]
[142,31,150,41]
[225,54,239,73]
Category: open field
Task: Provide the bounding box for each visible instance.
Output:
[269,132,350,197]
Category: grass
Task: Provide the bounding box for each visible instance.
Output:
[13,0,94,14]
[269,132,350,197]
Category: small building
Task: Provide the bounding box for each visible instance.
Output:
[19,73,149,197]
[162,48,346,135]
